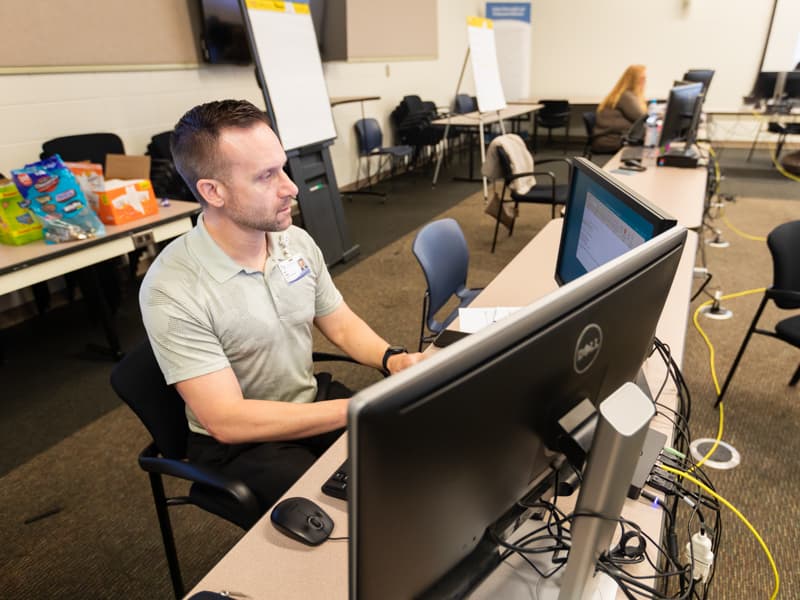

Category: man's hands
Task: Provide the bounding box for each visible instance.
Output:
[386,351,425,375]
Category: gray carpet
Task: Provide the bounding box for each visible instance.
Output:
[1,157,798,598]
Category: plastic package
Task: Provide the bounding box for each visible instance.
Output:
[11,154,105,243]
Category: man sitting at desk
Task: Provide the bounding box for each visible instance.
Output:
[140,99,423,513]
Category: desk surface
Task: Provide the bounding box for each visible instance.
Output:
[603,148,707,230]
[0,199,199,295]
[431,104,543,127]
[190,212,702,599]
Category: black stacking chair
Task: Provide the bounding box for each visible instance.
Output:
[111,340,368,598]
[146,131,195,202]
[491,139,573,252]
[716,220,800,406]
[41,133,124,166]
[533,100,571,150]
[582,112,597,159]
[111,340,261,598]
[412,219,482,351]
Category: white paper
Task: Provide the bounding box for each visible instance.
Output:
[468,21,507,112]
[458,306,521,333]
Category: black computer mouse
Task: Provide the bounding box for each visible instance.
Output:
[270,497,334,546]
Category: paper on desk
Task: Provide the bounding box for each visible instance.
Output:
[458,306,521,333]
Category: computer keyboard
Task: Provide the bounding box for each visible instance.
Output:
[321,459,349,500]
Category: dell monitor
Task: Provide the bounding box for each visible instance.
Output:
[682,69,715,97]
[348,191,686,597]
[556,158,677,285]
[658,82,704,154]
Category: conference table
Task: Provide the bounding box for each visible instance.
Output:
[0,199,200,357]
[188,155,707,598]
[431,103,544,187]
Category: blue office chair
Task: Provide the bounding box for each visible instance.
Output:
[354,118,413,192]
[412,218,482,351]
[716,220,800,406]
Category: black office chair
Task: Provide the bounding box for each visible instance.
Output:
[716,220,800,406]
[354,118,413,193]
[41,132,125,166]
[146,131,195,202]
[582,112,597,159]
[490,136,572,252]
[412,218,482,351]
[534,100,571,150]
[111,339,368,598]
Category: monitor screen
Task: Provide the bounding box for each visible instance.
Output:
[750,71,779,100]
[199,0,252,65]
[348,224,687,599]
[783,71,800,99]
[658,82,704,149]
[682,69,715,96]
[555,158,677,285]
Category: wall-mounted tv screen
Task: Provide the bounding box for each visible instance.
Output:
[199,0,252,65]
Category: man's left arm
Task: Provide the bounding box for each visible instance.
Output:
[314,302,424,374]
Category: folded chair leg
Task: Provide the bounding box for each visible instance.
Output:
[149,472,184,599]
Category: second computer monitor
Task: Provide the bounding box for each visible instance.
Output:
[659,81,704,149]
[556,158,677,285]
[682,69,715,96]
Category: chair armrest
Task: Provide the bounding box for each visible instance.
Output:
[138,442,261,519]
[535,157,573,168]
[312,351,360,365]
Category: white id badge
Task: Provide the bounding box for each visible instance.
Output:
[277,255,311,283]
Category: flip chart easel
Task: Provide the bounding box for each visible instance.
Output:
[240,0,358,266]
[433,16,508,200]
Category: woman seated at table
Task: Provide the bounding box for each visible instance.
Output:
[593,64,647,154]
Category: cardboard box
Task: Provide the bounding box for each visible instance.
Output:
[96,154,159,225]
[0,178,44,245]
[64,161,104,214]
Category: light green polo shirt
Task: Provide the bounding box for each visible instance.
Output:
[139,215,343,435]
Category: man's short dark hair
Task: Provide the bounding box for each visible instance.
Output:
[170,99,271,204]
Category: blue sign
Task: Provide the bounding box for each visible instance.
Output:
[486,2,531,24]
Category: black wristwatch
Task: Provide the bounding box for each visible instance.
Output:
[381,345,407,374]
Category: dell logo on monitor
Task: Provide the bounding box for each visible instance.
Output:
[574,324,603,373]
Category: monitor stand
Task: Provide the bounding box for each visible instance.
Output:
[470,382,655,600]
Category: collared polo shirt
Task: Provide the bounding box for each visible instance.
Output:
[139,215,342,435]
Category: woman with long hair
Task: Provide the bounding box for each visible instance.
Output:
[593,64,648,153]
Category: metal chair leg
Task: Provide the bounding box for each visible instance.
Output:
[149,473,184,599]
[716,295,768,407]
[790,363,800,387]
[418,293,430,352]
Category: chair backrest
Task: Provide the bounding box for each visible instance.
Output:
[454,94,476,114]
[412,218,471,328]
[146,131,173,161]
[582,112,596,136]
[402,95,424,114]
[355,118,383,155]
[110,340,189,459]
[539,100,570,115]
[41,133,125,166]
[767,220,800,309]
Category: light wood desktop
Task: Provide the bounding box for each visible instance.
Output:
[604,147,707,230]
[190,213,704,599]
[0,200,199,294]
[431,103,543,187]
[0,200,200,355]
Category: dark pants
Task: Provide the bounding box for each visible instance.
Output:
[186,375,352,514]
